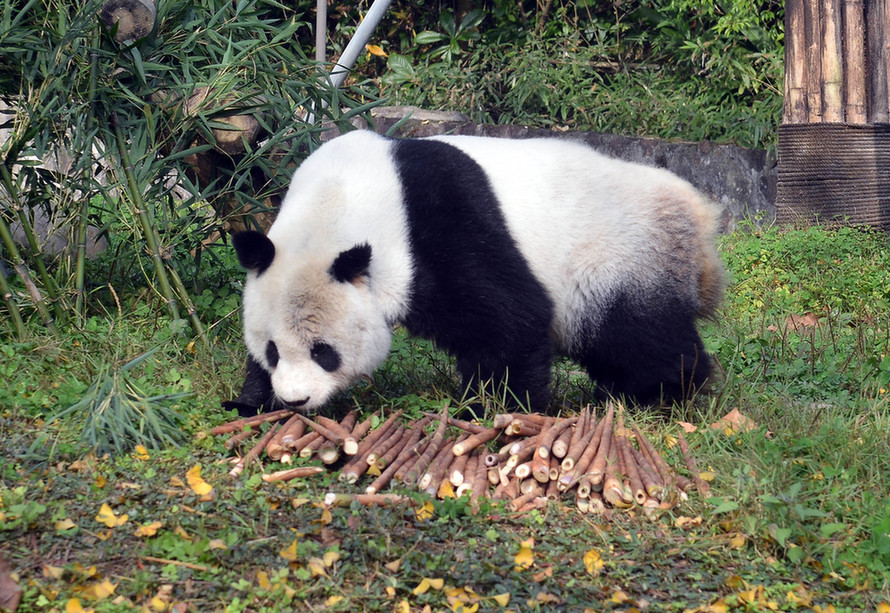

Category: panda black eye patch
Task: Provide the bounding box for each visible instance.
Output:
[265,341,279,368]
[310,342,341,372]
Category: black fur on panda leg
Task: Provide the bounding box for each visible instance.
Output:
[222,355,280,417]
[577,292,712,407]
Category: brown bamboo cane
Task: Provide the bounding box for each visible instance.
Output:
[470,451,490,505]
[551,415,579,459]
[295,414,358,455]
[616,429,646,505]
[536,416,577,460]
[632,424,693,492]
[261,466,325,483]
[365,425,427,494]
[224,426,259,450]
[373,428,410,470]
[402,404,450,485]
[677,431,711,496]
[451,427,500,456]
[418,436,458,491]
[560,407,592,473]
[211,408,295,435]
[630,445,666,500]
[586,404,615,486]
[558,409,607,492]
[367,425,406,467]
[455,454,477,498]
[268,413,306,459]
[230,424,279,478]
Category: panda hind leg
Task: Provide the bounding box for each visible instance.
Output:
[576,298,712,407]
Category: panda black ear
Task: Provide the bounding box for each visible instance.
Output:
[232,231,275,274]
[329,243,372,283]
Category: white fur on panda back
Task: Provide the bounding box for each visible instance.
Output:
[268,130,415,322]
[430,135,722,351]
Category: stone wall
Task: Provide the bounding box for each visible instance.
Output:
[368,106,778,233]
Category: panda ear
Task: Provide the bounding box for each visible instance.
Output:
[329,243,372,284]
[232,230,275,274]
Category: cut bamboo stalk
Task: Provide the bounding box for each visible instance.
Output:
[317,442,341,465]
[394,436,432,483]
[492,477,519,501]
[350,411,380,441]
[630,445,666,500]
[510,420,545,437]
[422,413,490,434]
[456,454,477,498]
[552,412,580,459]
[230,424,279,478]
[559,409,608,492]
[449,441,471,486]
[531,443,550,483]
[340,412,407,480]
[402,404,449,485]
[484,450,508,467]
[268,413,305,459]
[300,432,327,459]
[616,430,646,505]
[494,413,551,429]
[471,452,490,505]
[452,427,500,456]
[545,472,560,500]
[515,497,548,514]
[633,424,693,492]
[548,456,560,482]
[224,426,258,450]
[587,492,606,515]
[560,409,594,473]
[295,414,358,455]
[511,485,544,511]
[289,431,320,456]
[536,416,577,460]
[367,425,405,467]
[211,408,295,435]
[418,436,457,490]
[364,426,427,494]
[261,466,325,482]
[586,405,615,486]
[324,493,411,507]
[677,431,711,496]
[373,428,410,470]
[602,432,630,507]
[514,460,533,480]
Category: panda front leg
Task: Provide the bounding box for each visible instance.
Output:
[223,354,279,416]
[456,341,553,413]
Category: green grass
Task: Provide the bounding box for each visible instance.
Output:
[2,224,890,611]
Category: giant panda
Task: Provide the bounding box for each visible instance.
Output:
[229,129,725,414]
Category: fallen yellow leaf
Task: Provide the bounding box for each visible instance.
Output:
[415,500,435,521]
[65,598,95,613]
[729,534,746,550]
[280,538,299,562]
[55,518,77,531]
[207,538,227,550]
[185,465,213,497]
[307,557,327,577]
[366,43,388,57]
[413,577,444,595]
[169,476,185,488]
[93,474,107,489]
[438,479,456,498]
[711,408,757,435]
[134,521,163,538]
[82,578,117,600]
[876,603,890,613]
[514,538,534,571]
[491,593,510,606]
[323,550,340,566]
[256,570,271,590]
[134,445,150,460]
[95,503,128,528]
[699,471,716,482]
[325,595,344,606]
[583,548,604,576]
[677,421,698,433]
[396,600,410,613]
[785,584,812,607]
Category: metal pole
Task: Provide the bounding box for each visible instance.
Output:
[329,0,393,88]
[315,0,327,63]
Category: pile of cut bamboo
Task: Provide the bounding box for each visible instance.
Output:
[211,402,708,514]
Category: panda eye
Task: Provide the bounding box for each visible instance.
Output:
[265,341,279,368]
[310,341,341,372]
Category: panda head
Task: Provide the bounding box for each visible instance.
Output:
[232,230,393,410]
